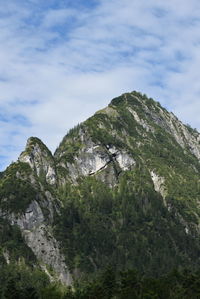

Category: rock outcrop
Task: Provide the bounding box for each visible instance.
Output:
[19,137,57,185]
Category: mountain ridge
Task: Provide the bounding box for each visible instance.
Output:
[0,91,200,287]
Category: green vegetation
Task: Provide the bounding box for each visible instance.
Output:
[1,266,200,298]
[55,125,84,164]
[70,267,200,299]
[53,92,200,278]
[0,218,36,264]
[24,137,53,159]
[1,91,200,296]
[0,263,51,299]
[0,162,37,213]
[55,173,200,277]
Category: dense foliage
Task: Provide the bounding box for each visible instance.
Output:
[55,174,200,277]
[0,263,50,299]
[69,267,200,299]
[0,218,36,264]
[1,266,200,298]
[0,162,37,213]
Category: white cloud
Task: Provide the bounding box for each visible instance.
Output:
[41,8,77,28]
[0,0,200,170]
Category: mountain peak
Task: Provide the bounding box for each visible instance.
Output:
[109,91,150,106]
[25,136,52,155]
[107,91,200,160]
[19,136,56,185]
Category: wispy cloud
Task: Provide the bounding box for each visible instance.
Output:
[0,0,200,170]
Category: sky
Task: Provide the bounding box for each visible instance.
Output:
[1,0,200,171]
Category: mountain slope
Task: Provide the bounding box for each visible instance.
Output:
[0,138,72,284]
[0,91,200,284]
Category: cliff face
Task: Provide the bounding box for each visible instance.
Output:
[55,91,200,196]
[19,137,57,185]
[0,91,200,284]
[0,138,72,285]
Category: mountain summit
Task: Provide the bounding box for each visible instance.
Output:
[0,91,200,286]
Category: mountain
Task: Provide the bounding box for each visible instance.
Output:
[0,91,200,290]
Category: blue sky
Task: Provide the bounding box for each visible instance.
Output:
[1,0,200,170]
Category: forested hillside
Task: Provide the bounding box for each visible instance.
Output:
[0,91,200,297]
